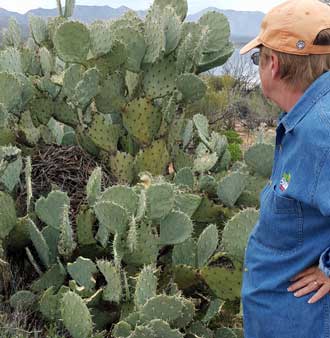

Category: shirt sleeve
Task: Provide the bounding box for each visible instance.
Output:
[313,149,330,276]
[312,148,330,217]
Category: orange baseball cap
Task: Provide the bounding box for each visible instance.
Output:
[240,0,330,55]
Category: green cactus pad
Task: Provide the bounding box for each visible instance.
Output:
[217,171,247,208]
[109,152,135,184]
[143,5,166,64]
[200,254,243,301]
[172,238,197,266]
[162,7,182,56]
[244,143,274,178]
[67,256,98,290]
[123,98,162,145]
[193,152,219,173]
[174,167,194,190]
[62,63,84,99]
[153,0,188,21]
[199,175,217,195]
[198,12,231,52]
[173,264,199,290]
[114,26,146,73]
[27,218,50,268]
[97,260,122,303]
[39,47,54,76]
[31,262,67,292]
[88,114,121,153]
[143,56,178,98]
[113,321,132,338]
[94,201,129,236]
[89,21,114,58]
[135,139,170,177]
[160,210,193,245]
[172,297,195,329]
[141,295,184,322]
[176,74,206,103]
[128,326,156,338]
[10,290,37,311]
[30,99,55,129]
[193,114,209,145]
[95,71,127,114]
[29,16,48,45]
[76,207,96,246]
[39,286,70,321]
[0,47,23,73]
[0,72,22,112]
[182,120,194,150]
[61,291,94,338]
[101,186,139,215]
[53,101,79,128]
[3,18,22,48]
[134,265,157,309]
[123,223,159,267]
[221,208,259,262]
[58,205,76,259]
[174,193,202,218]
[86,167,102,207]
[146,183,175,220]
[73,67,100,109]
[197,224,218,267]
[0,156,23,193]
[210,132,228,158]
[149,319,184,338]
[53,21,91,63]
[35,190,70,229]
[187,321,214,338]
[42,225,60,264]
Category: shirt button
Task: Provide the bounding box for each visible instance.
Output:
[268,179,272,186]
[244,267,248,272]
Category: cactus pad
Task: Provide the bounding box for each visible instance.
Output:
[134,265,157,309]
[221,208,259,262]
[146,183,174,220]
[61,291,94,338]
[53,21,91,63]
[123,98,162,145]
[197,224,218,267]
[160,210,193,245]
[67,256,97,290]
[35,190,70,229]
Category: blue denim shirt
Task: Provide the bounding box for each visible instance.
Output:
[242,71,330,338]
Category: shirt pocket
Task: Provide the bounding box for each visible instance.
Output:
[254,184,303,254]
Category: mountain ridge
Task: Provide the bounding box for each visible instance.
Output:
[0,5,264,43]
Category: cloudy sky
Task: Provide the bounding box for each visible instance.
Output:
[0,0,284,14]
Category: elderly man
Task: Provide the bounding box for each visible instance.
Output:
[240,0,330,337]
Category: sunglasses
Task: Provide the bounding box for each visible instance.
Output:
[251,51,260,66]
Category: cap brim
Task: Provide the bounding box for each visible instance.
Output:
[239,37,262,55]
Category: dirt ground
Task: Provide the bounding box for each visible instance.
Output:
[234,121,276,151]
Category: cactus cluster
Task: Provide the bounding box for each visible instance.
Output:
[0,0,276,336]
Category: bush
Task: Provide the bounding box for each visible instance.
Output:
[228,143,243,162]
[223,129,243,145]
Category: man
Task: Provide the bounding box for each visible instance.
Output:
[239,0,330,337]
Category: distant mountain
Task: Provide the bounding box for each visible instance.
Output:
[0,5,264,44]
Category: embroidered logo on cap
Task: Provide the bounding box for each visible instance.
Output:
[296,40,306,50]
[280,172,291,191]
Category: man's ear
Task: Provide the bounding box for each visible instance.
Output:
[271,53,280,79]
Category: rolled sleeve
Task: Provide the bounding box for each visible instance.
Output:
[319,247,330,277]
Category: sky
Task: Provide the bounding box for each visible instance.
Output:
[0,0,285,15]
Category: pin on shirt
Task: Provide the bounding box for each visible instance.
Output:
[279,172,291,192]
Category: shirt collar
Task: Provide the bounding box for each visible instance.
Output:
[278,71,330,134]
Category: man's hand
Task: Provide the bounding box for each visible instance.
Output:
[287,265,330,304]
